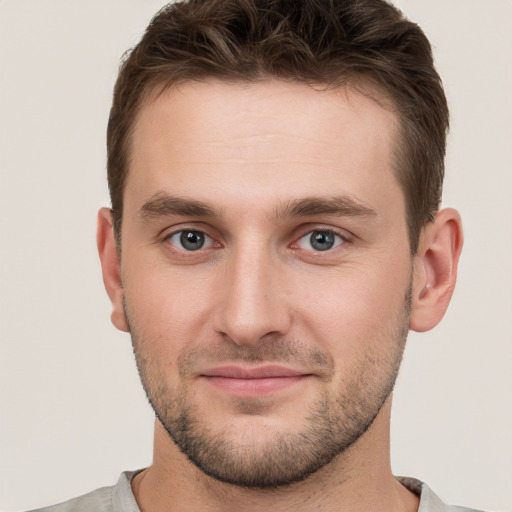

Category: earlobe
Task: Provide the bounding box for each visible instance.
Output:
[96,208,129,333]
[409,208,463,332]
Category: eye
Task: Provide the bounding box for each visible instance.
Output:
[297,230,344,252]
[167,230,214,251]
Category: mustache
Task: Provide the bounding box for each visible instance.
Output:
[176,337,335,379]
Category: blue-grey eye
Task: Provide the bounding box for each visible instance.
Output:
[169,230,213,251]
[298,230,343,252]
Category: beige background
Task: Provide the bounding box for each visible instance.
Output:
[1,1,511,511]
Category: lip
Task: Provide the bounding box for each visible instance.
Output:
[200,365,305,379]
[200,365,311,396]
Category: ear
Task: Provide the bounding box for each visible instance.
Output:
[409,208,463,332]
[97,208,129,332]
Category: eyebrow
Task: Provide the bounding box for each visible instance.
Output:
[276,196,377,219]
[140,193,377,221]
[141,194,220,219]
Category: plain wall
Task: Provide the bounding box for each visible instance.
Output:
[1,1,511,511]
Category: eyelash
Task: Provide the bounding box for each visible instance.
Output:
[295,230,346,252]
[163,229,218,252]
[162,227,350,255]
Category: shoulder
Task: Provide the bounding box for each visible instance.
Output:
[397,477,491,512]
[26,486,113,512]
[26,471,141,512]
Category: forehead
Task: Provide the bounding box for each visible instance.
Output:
[126,79,402,218]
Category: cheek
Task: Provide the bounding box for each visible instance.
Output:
[290,263,411,358]
[122,260,218,351]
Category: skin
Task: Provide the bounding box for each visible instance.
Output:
[98,80,463,511]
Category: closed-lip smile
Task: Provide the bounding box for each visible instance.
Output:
[199,365,311,396]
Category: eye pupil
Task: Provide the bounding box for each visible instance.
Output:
[310,231,335,251]
[180,231,205,250]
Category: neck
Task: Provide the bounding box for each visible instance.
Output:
[131,398,420,512]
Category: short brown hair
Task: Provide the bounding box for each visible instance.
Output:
[107,0,448,254]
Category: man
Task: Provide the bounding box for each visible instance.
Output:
[31,0,482,510]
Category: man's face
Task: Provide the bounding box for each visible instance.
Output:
[119,80,413,487]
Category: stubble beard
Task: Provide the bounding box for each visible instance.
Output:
[126,289,411,489]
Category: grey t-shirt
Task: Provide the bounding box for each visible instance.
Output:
[28,472,488,512]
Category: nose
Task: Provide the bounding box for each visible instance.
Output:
[213,243,291,346]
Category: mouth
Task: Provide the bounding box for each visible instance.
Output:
[199,365,312,396]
